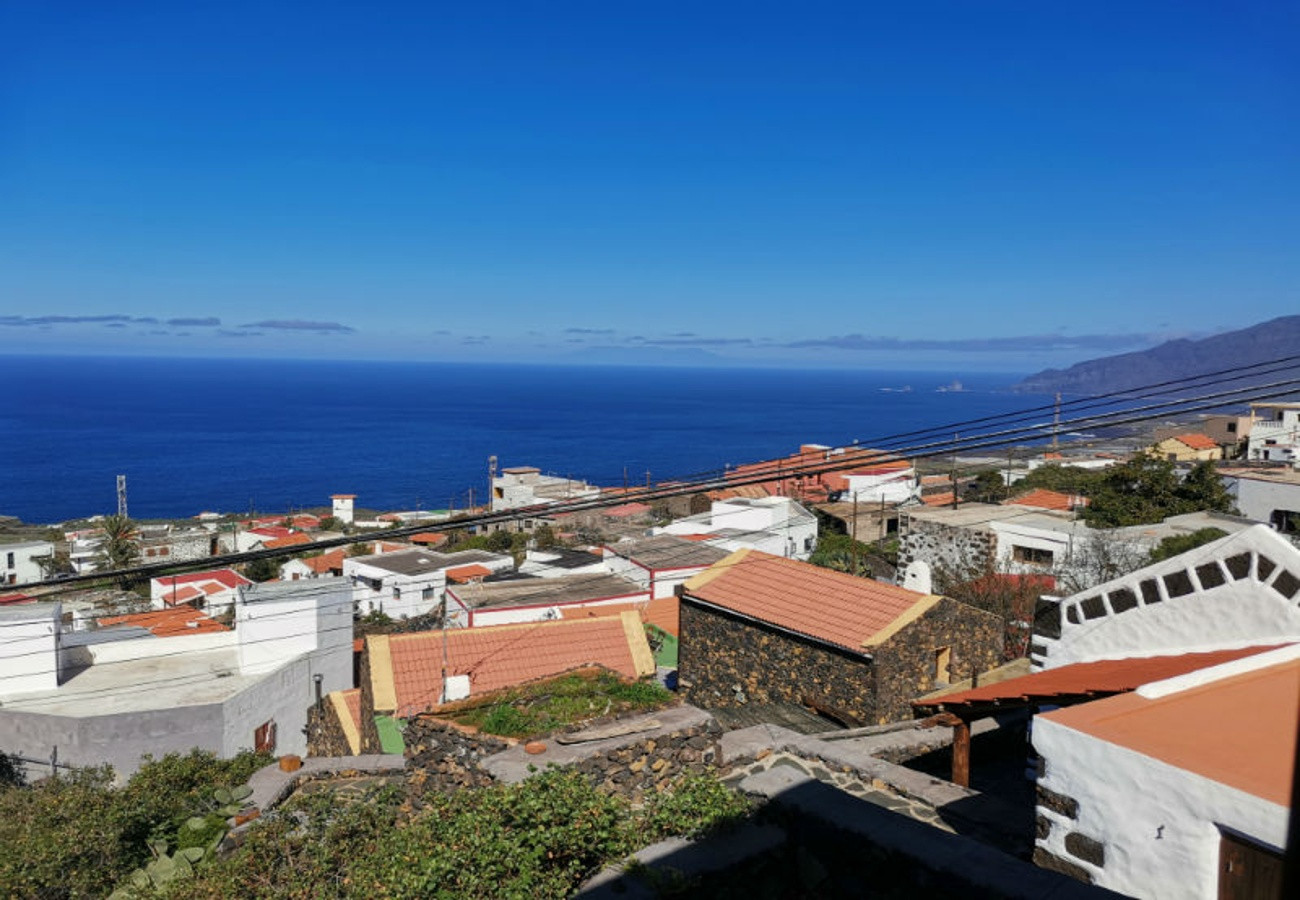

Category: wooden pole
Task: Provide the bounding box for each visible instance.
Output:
[952,719,971,787]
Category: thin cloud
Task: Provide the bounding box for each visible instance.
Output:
[2,314,135,326]
[240,320,355,334]
[565,327,616,335]
[637,336,754,347]
[783,332,1161,353]
[219,329,263,338]
[167,317,221,327]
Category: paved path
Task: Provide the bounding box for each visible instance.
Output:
[245,754,406,812]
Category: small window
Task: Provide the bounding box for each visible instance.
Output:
[254,720,276,754]
[5,552,13,569]
[1226,422,1237,433]
[1012,545,1054,566]
[933,646,952,685]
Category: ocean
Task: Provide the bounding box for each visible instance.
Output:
[1,356,1033,524]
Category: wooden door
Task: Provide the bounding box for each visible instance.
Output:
[1219,832,1284,900]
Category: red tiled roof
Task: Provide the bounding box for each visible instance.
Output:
[914,644,1289,714]
[1174,432,1220,451]
[248,525,295,540]
[156,569,252,590]
[560,596,681,637]
[264,533,312,550]
[1041,653,1299,805]
[683,550,932,653]
[373,614,655,717]
[706,485,771,501]
[1004,489,1087,512]
[0,593,34,605]
[410,532,449,546]
[446,564,493,583]
[303,549,346,574]
[922,492,956,507]
[100,607,229,637]
[164,584,204,606]
[375,541,413,554]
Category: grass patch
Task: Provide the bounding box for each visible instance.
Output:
[451,670,673,738]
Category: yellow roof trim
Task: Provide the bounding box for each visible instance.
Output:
[367,634,398,714]
[328,690,362,755]
[682,547,752,594]
[862,594,942,648]
[620,610,657,677]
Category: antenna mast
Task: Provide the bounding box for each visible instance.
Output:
[116,475,128,519]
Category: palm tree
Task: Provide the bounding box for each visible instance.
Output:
[96,514,140,570]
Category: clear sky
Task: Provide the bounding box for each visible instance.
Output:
[2,1,1296,370]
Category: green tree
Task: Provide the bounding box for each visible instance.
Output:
[1149,527,1229,562]
[243,556,279,582]
[964,470,1010,503]
[484,529,514,552]
[96,514,140,570]
[1084,454,1235,528]
[533,523,559,550]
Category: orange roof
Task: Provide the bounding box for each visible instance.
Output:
[370,613,656,717]
[1041,652,1299,805]
[605,502,652,518]
[1173,432,1220,451]
[1042,452,1064,460]
[303,549,346,574]
[446,564,493,583]
[922,491,956,507]
[100,607,229,637]
[914,644,1288,714]
[706,485,771,501]
[683,549,934,653]
[560,596,681,637]
[1004,488,1086,512]
[164,584,204,606]
[264,533,312,550]
[410,532,448,546]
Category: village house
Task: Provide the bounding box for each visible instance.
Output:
[135,523,215,563]
[150,568,252,617]
[343,547,513,619]
[1150,432,1223,463]
[653,496,818,560]
[517,547,606,578]
[1219,465,1300,535]
[677,549,1003,725]
[350,613,656,747]
[830,457,920,505]
[1,540,54,586]
[1246,401,1300,464]
[280,548,347,581]
[0,578,354,779]
[444,571,649,628]
[490,465,600,511]
[602,534,731,599]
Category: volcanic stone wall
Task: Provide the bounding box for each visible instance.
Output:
[678,601,878,726]
[305,700,352,757]
[404,718,510,799]
[871,597,1004,722]
[898,516,997,577]
[568,718,724,800]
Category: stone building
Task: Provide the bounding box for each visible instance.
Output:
[677,549,1002,725]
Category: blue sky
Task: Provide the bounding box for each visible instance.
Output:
[2,1,1296,370]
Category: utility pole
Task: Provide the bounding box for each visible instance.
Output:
[645,469,652,488]
[951,434,960,509]
[116,475,128,519]
[851,491,859,576]
[1052,392,1062,450]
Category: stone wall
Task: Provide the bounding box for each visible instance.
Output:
[568,718,724,801]
[899,517,996,577]
[356,649,383,754]
[872,597,1004,723]
[679,600,878,726]
[1034,783,1107,884]
[404,718,510,799]
[305,700,352,757]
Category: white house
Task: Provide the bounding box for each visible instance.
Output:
[444,571,649,628]
[344,548,513,618]
[490,466,600,511]
[839,464,920,505]
[1033,645,1296,899]
[0,578,354,779]
[1,540,54,586]
[331,494,356,524]
[1245,402,1300,464]
[517,548,607,578]
[654,497,818,561]
[602,535,730,599]
[1220,465,1300,534]
[150,568,253,617]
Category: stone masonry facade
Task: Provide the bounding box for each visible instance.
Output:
[1034,781,1108,885]
[680,596,1002,726]
[899,516,997,578]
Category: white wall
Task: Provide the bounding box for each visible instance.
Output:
[1224,474,1300,527]
[1,541,54,585]
[843,471,919,504]
[0,603,61,697]
[1034,716,1287,899]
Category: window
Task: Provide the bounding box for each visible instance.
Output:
[933,647,952,685]
[1012,545,1054,566]
[1227,422,1237,433]
[5,552,12,569]
[254,720,277,754]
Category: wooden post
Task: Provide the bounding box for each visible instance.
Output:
[952,719,971,787]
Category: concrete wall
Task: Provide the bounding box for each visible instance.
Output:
[0,603,61,696]
[1034,716,1286,899]
[1224,474,1300,527]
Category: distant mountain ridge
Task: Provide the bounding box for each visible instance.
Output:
[1014,316,1300,396]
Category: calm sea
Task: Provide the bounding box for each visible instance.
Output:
[1,356,1033,524]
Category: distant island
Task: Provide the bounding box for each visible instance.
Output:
[1014,315,1300,396]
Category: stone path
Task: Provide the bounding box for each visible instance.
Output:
[244,754,406,812]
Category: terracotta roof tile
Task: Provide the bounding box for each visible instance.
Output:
[683,550,932,653]
[446,564,493,583]
[155,569,251,590]
[1173,432,1220,451]
[914,644,1288,713]
[410,532,449,546]
[922,491,956,507]
[560,596,681,636]
[1003,489,1087,512]
[1042,651,1298,804]
[605,502,652,518]
[264,533,312,550]
[374,613,655,717]
[100,607,229,637]
[304,549,346,574]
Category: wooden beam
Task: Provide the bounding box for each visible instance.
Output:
[952,719,971,788]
